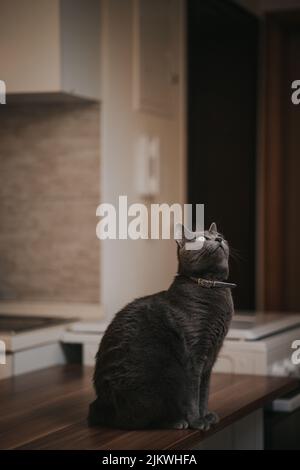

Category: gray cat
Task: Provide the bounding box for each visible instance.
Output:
[88,222,235,430]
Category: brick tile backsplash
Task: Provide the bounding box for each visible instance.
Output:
[0,103,100,302]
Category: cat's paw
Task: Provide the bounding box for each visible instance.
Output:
[189,412,219,431]
[172,419,189,430]
[189,417,210,431]
[204,411,219,425]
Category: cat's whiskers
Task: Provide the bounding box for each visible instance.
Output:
[229,246,243,263]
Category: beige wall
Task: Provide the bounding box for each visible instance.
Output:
[100,0,186,317]
[0,103,100,303]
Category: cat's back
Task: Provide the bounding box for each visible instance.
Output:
[96,290,178,360]
[93,290,184,391]
[103,290,168,335]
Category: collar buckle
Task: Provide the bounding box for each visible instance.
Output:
[197,278,214,288]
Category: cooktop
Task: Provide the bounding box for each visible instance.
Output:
[0,315,75,334]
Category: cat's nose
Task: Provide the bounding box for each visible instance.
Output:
[215,236,222,243]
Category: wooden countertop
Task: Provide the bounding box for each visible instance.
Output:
[0,365,297,450]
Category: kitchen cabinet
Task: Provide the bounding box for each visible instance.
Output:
[0,0,100,101]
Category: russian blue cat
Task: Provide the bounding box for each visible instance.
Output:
[88,222,235,430]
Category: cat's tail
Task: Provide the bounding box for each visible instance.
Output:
[87,398,113,427]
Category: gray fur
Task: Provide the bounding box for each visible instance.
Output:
[88,223,234,430]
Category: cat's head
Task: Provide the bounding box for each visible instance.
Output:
[175,222,229,280]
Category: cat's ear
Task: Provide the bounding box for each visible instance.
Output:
[209,222,218,233]
[174,223,194,246]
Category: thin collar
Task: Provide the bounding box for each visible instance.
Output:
[177,274,236,289]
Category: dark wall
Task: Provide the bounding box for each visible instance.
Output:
[188,0,258,309]
[283,29,300,310]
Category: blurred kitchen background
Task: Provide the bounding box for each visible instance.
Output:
[1,0,300,448]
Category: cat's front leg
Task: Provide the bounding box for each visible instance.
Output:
[199,369,213,414]
[186,362,204,425]
[186,377,201,424]
[189,369,219,431]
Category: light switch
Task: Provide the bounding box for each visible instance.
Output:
[135,135,160,197]
[148,136,160,196]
